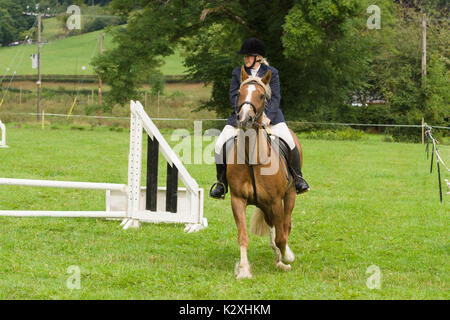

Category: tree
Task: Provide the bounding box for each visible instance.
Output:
[0,9,15,46]
[0,0,37,45]
[92,0,448,135]
[93,0,373,119]
[361,1,449,140]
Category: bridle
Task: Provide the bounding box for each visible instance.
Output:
[246,55,261,69]
[236,80,269,125]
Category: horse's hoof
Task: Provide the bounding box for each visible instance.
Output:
[235,262,252,279]
[276,262,291,271]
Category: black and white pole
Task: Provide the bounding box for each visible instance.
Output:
[146,135,179,213]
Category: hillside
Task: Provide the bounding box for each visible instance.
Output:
[0,18,186,76]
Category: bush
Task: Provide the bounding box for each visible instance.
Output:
[85,18,108,33]
[84,15,127,33]
[303,128,363,141]
[149,72,165,97]
[84,104,102,116]
[388,127,422,143]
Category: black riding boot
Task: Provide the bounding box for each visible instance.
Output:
[209,163,228,199]
[288,147,310,194]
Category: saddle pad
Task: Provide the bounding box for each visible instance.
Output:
[222,132,291,172]
[269,134,290,165]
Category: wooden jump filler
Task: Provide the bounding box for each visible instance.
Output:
[0,100,207,232]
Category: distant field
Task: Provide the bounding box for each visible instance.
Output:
[0,19,186,76]
[0,82,213,126]
[0,126,448,299]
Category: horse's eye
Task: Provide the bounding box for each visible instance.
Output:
[260,94,264,99]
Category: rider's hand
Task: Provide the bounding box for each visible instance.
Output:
[262,114,271,126]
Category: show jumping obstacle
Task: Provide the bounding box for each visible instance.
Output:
[0,120,8,148]
[0,100,207,232]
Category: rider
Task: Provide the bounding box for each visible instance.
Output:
[209,38,310,199]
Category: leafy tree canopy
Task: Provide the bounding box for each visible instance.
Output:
[92,0,448,132]
[94,0,372,118]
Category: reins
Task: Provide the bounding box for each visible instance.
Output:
[236,127,273,207]
[235,75,272,206]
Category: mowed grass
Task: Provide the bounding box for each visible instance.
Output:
[0,24,186,76]
[0,30,114,76]
[0,125,448,299]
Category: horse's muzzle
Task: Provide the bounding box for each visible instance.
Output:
[237,108,255,129]
[237,115,255,129]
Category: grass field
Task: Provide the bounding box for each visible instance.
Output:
[0,82,213,128]
[0,124,448,299]
[0,19,186,76]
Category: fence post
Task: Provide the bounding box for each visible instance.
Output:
[421,117,424,144]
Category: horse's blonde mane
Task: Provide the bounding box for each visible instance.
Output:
[240,76,272,99]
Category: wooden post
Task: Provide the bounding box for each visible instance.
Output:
[421,117,424,144]
[37,13,42,121]
[421,13,426,84]
[98,34,103,107]
[157,90,160,116]
[144,91,147,108]
[19,85,22,105]
[166,163,178,213]
[97,34,103,124]
[146,136,159,211]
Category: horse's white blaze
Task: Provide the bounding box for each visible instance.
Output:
[241,104,252,118]
[245,84,256,102]
[240,85,256,121]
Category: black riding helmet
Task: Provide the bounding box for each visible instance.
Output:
[237,38,265,70]
[237,38,266,56]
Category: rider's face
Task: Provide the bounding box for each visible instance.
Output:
[244,55,258,68]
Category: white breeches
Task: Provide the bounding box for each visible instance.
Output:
[214,122,296,154]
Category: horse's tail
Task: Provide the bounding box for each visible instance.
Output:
[250,208,270,236]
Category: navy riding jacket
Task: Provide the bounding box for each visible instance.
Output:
[227,63,285,126]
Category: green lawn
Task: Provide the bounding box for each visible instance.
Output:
[0,27,186,76]
[41,16,66,42]
[0,125,448,299]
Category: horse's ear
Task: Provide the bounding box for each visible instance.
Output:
[261,70,271,85]
[240,65,248,82]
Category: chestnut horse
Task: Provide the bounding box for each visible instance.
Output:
[227,66,303,279]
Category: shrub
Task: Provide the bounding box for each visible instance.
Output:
[303,128,363,141]
[84,104,102,116]
[149,72,165,97]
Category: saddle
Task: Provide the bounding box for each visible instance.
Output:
[223,130,292,179]
[222,130,293,205]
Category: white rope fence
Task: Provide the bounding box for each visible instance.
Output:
[1,111,448,198]
[424,123,449,202]
[0,112,449,129]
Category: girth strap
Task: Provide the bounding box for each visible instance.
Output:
[249,165,258,206]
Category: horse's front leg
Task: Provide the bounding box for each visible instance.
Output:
[269,199,294,271]
[231,195,252,279]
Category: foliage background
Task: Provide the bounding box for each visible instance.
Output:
[0,0,448,141]
[89,0,449,141]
